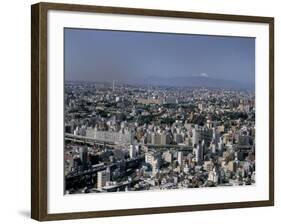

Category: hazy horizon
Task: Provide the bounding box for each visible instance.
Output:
[64,28,255,88]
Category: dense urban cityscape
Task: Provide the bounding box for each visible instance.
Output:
[64,81,255,194]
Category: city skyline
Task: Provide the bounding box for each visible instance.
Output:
[64,28,255,89]
[64,28,256,194]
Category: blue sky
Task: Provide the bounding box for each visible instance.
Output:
[64,28,255,85]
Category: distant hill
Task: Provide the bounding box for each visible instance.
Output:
[145,76,254,90]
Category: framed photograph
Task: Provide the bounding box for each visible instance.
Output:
[31,2,274,221]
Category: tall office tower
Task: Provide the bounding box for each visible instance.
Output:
[79,146,88,170]
[177,151,184,167]
[129,144,136,159]
[194,141,203,164]
[192,128,198,146]
[97,169,110,191]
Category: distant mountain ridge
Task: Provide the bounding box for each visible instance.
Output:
[144,76,254,90]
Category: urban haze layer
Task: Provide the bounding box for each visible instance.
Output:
[64,29,255,194]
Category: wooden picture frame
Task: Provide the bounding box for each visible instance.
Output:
[31,2,274,221]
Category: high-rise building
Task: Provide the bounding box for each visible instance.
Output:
[145,151,161,173]
[145,151,155,165]
[174,133,183,143]
[177,151,184,167]
[129,144,136,159]
[208,168,219,184]
[151,159,159,176]
[218,137,224,156]
[151,133,161,145]
[163,151,173,163]
[210,142,217,154]
[194,142,203,164]
[97,169,110,190]
[79,146,88,170]
[161,132,171,145]
[192,126,213,146]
